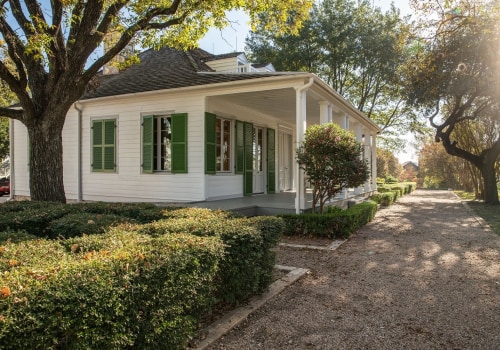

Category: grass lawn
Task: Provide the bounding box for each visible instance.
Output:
[455,191,500,235]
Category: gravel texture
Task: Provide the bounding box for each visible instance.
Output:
[207,189,500,350]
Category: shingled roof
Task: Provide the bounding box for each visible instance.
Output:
[81,47,289,100]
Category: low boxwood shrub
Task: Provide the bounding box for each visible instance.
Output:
[376,186,391,193]
[348,201,377,227]
[0,200,62,213]
[69,202,166,223]
[280,212,357,238]
[280,201,378,239]
[45,213,133,239]
[0,230,38,244]
[247,216,285,289]
[371,192,396,206]
[400,182,417,193]
[385,175,398,184]
[0,232,224,350]
[0,201,166,238]
[0,202,73,236]
[116,208,280,305]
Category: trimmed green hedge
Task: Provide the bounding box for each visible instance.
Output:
[122,208,284,305]
[0,201,73,236]
[280,201,378,238]
[370,192,396,206]
[0,204,284,349]
[46,213,132,239]
[372,182,416,206]
[0,232,224,350]
[0,201,165,238]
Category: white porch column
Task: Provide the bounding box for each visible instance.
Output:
[354,123,364,195]
[344,114,350,130]
[337,113,350,198]
[319,101,329,124]
[295,78,313,214]
[328,105,333,123]
[371,134,377,191]
[364,131,372,192]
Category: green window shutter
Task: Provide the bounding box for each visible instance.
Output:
[243,122,253,196]
[267,128,276,194]
[142,115,154,173]
[92,120,103,171]
[205,112,217,174]
[171,113,187,174]
[92,119,116,172]
[235,121,244,174]
[103,120,116,171]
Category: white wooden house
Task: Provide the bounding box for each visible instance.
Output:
[9,47,380,213]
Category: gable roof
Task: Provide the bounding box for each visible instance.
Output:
[81,47,288,100]
[402,161,419,170]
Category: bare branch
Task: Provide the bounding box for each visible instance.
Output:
[67,0,86,48]
[24,0,47,27]
[8,0,36,37]
[49,0,67,62]
[428,100,441,129]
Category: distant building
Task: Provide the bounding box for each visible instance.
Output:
[400,161,419,184]
[402,161,419,172]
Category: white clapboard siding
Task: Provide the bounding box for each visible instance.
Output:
[204,57,238,73]
[78,92,205,202]
[11,121,30,196]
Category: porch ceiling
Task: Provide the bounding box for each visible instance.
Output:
[210,88,321,125]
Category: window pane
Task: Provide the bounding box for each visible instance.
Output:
[258,129,263,172]
[214,117,232,172]
[223,120,231,171]
[216,119,222,171]
[153,116,171,171]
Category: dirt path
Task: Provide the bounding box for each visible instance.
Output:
[208,190,500,350]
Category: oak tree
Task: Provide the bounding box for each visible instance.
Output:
[0,0,311,202]
[246,0,427,152]
[406,0,500,204]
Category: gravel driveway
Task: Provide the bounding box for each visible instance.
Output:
[208,189,500,350]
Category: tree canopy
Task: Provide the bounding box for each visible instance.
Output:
[405,0,500,204]
[246,0,428,152]
[0,0,312,202]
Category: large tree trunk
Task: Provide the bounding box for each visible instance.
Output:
[28,122,66,203]
[481,163,499,205]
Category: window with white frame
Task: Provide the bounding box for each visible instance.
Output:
[142,113,188,174]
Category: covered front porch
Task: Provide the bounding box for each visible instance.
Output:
[190,189,372,216]
[205,73,380,213]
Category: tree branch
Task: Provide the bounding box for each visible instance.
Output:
[66,0,87,49]
[49,0,67,65]
[0,106,23,120]
[23,0,47,28]
[83,0,188,80]
[8,0,36,37]
[0,6,47,87]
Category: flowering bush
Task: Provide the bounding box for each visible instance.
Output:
[296,123,370,213]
